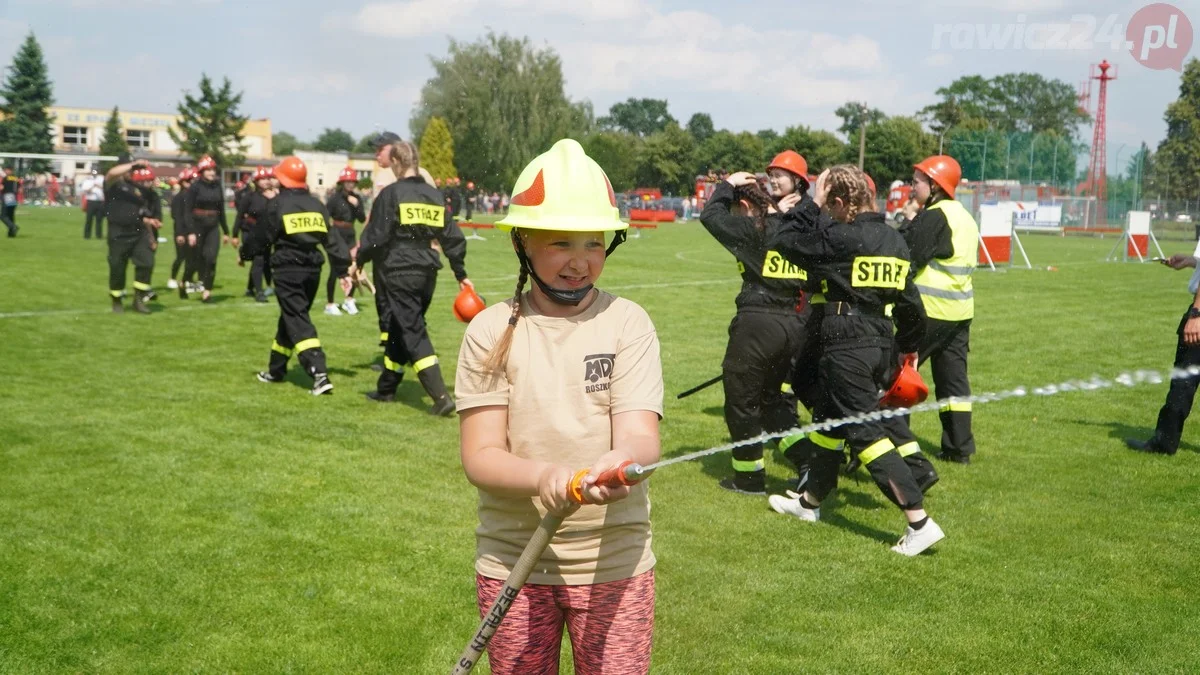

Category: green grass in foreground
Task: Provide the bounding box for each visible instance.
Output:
[1,207,1199,673]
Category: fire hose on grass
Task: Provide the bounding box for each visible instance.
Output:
[451,364,1195,672]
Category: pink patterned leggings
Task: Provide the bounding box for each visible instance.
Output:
[475,570,654,675]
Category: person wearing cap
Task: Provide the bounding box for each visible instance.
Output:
[894,155,978,464]
[241,156,350,396]
[351,141,470,414]
[233,166,277,303]
[103,159,162,314]
[767,164,941,556]
[180,155,230,302]
[324,166,366,316]
[82,168,106,239]
[699,158,812,496]
[456,138,660,674]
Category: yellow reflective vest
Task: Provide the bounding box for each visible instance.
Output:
[913,199,977,321]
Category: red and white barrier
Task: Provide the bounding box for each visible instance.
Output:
[977,204,1031,271]
[1106,211,1163,262]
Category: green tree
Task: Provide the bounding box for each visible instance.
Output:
[272,131,307,156]
[353,134,378,154]
[582,131,641,192]
[418,116,457,180]
[862,116,937,185]
[921,73,1089,139]
[312,127,355,153]
[768,125,847,173]
[634,123,694,192]
[692,130,764,176]
[0,33,55,172]
[598,98,676,137]
[410,32,592,190]
[685,112,715,143]
[98,106,127,174]
[834,101,886,140]
[168,74,248,167]
[1152,58,1200,201]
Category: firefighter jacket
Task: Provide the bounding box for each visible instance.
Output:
[240,187,349,276]
[181,178,229,236]
[699,180,808,312]
[105,179,159,232]
[771,201,926,353]
[327,190,366,228]
[906,198,978,322]
[356,176,468,281]
[234,191,273,239]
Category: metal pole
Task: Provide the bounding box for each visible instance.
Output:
[857,104,867,170]
[982,141,988,182]
[1005,136,1011,180]
[1029,136,1035,184]
[1052,141,1058,188]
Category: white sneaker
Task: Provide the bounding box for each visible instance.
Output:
[891,519,945,556]
[166,279,179,290]
[324,303,342,316]
[768,490,820,522]
[341,298,359,315]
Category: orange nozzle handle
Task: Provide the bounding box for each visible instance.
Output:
[567,461,648,504]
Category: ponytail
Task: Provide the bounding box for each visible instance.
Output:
[482,265,529,373]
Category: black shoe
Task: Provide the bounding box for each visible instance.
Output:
[366,391,396,403]
[179,284,188,300]
[244,289,256,298]
[256,372,284,383]
[718,471,766,496]
[111,298,124,314]
[311,374,333,396]
[1125,438,1175,455]
[255,292,268,303]
[132,296,151,315]
[429,395,457,416]
[916,470,940,493]
[843,456,862,476]
[7,227,16,238]
[935,451,971,465]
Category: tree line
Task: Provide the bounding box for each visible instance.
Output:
[1,30,1198,207]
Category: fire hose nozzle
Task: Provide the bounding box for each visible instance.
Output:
[567,461,652,504]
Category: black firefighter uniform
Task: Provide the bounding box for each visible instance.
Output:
[699,179,811,494]
[770,202,930,512]
[356,175,468,410]
[240,187,350,383]
[897,196,978,461]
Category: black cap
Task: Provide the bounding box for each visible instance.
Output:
[370,131,402,151]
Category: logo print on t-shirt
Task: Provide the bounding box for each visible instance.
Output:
[584,353,615,393]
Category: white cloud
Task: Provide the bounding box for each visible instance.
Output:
[348,0,477,38]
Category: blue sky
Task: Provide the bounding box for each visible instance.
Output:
[2,0,1193,174]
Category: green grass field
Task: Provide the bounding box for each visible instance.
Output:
[2,206,1199,673]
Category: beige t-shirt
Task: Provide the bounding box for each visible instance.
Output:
[456,290,663,585]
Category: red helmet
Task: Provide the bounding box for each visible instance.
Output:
[338,166,357,184]
[196,156,217,172]
[767,151,809,183]
[453,287,486,323]
[131,167,154,182]
[913,155,962,198]
[254,166,274,181]
[881,357,929,408]
[274,156,307,189]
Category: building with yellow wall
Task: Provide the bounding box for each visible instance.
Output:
[44,105,272,181]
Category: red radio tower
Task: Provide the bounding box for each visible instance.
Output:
[1086,60,1117,221]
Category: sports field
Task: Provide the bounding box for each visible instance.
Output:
[2,207,1198,673]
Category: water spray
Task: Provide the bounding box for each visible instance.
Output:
[451,364,1192,672]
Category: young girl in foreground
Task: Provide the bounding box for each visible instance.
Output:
[456,139,663,674]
